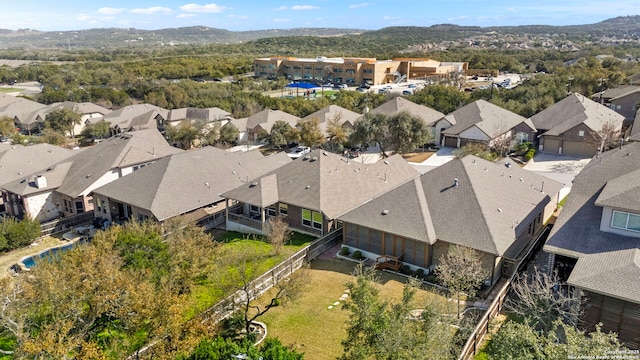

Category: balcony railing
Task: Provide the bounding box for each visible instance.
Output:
[227,212,263,230]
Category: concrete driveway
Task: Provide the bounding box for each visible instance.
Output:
[410,147,455,173]
[523,153,592,200]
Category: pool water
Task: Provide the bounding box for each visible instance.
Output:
[21,239,87,269]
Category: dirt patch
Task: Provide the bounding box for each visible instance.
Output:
[402,151,436,163]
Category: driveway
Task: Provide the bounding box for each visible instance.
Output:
[523,153,592,200]
[410,147,455,173]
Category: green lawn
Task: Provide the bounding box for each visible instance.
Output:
[254,258,452,360]
[0,331,15,360]
[0,88,21,93]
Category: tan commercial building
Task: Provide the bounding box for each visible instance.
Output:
[253,56,467,86]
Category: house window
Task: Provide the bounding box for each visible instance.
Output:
[611,210,640,232]
[279,203,288,216]
[516,132,529,144]
[578,130,585,137]
[249,205,260,215]
[63,199,73,213]
[312,211,323,230]
[266,205,277,217]
[302,209,312,226]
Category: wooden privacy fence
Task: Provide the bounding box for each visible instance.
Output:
[457,225,552,360]
[200,227,343,325]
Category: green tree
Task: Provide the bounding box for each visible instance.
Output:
[487,320,626,360]
[269,120,293,148]
[80,120,110,140]
[45,107,82,137]
[409,84,472,114]
[349,113,391,156]
[453,143,495,161]
[187,336,303,360]
[297,118,324,148]
[219,123,240,145]
[435,245,488,319]
[0,116,17,137]
[341,264,453,360]
[387,111,432,154]
[326,114,348,152]
[0,216,41,252]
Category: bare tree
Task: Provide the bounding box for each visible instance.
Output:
[435,245,489,319]
[595,121,623,152]
[505,267,583,334]
[264,215,292,256]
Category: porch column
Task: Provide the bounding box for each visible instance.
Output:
[261,207,266,231]
[225,198,229,222]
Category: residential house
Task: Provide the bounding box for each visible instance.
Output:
[91,147,290,225]
[591,85,640,125]
[543,142,640,348]
[1,129,182,222]
[98,104,168,136]
[42,101,112,136]
[244,109,300,142]
[369,97,446,142]
[440,100,536,152]
[628,108,640,142]
[222,117,249,145]
[531,93,625,157]
[300,105,361,137]
[339,155,562,286]
[221,149,419,236]
[164,107,233,128]
[0,143,76,215]
[0,96,48,134]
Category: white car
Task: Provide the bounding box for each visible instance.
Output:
[287,146,311,158]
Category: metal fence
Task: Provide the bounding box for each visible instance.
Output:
[38,212,94,238]
[457,225,552,360]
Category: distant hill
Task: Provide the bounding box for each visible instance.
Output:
[0,16,638,50]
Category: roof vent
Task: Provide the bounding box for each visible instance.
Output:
[505,162,512,168]
[322,151,328,156]
[35,175,47,189]
[250,182,258,187]
[384,160,389,165]
[205,182,210,187]
[312,156,318,161]
[305,185,311,189]
[498,208,502,212]
[381,209,389,215]
[519,178,523,182]
[454,178,459,187]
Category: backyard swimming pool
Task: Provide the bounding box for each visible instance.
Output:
[20,239,87,269]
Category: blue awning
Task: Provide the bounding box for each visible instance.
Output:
[285,82,317,89]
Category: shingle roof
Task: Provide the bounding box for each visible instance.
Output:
[531,93,624,136]
[7,129,183,198]
[166,107,232,122]
[100,104,168,127]
[593,85,640,102]
[442,99,534,137]
[246,109,300,133]
[629,109,640,142]
[92,147,291,221]
[301,105,361,135]
[44,101,111,116]
[594,168,640,212]
[369,97,445,127]
[544,142,640,260]
[340,155,562,256]
[222,149,419,220]
[0,144,76,187]
[0,98,47,126]
[567,248,640,304]
[1,161,73,196]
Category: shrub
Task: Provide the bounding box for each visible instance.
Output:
[524,148,536,161]
[340,246,350,256]
[352,250,363,260]
[425,274,438,284]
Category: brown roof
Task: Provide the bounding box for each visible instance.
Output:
[370,97,445,127]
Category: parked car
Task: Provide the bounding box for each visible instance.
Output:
[402,90,413,95]
[407,83,416,88]
[336,84,348,90]
[287,146,311,159]
[322,83,333,88]
[356,87,368,92]
[378,88,387,93]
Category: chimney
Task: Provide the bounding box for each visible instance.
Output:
[35,175,47,189]
[454,178,459,187]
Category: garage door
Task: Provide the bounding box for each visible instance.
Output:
[443,136,458,148]
[542,138,560,154]
[563,141,596,157]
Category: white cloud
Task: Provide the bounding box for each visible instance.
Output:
[349,3,369,9]
[291,5,319,10]
[179,3,226,13]
[177,13,197,18]
[273,18,293,22]
[274,6,288,11]
[129,7,171,15]
[97,7,126,15]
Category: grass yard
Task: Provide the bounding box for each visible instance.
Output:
[402,151,436,163]
[254,258,451,360]
[0,236,66,279]
[0,87,21,93]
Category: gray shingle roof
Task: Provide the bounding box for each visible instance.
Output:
[442,99,534,137]
[629,109,640,142]
[593,85,640,102]
[2,161,73,196]
[0,144,76,187]
[568,247,640,304]
[222,149,419,220]
[301,105,361,135]
[246,109,300,133]
[341,155,562,256]
[369,97,445,127]
[594,168,640,212]
[545,142,640,259]
[101,104,168,127]
[92,147,291,221]
[0,98,48,126]
[531,93,624,136]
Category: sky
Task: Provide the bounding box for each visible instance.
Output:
[1,1,639,32]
